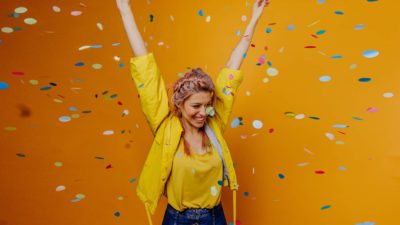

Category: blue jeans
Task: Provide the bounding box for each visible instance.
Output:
[162,203,228,225]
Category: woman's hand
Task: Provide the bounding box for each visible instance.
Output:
[251,0,270,21]
[116,0,131,11]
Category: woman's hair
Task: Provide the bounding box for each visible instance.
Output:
[169,68,216,118]
[166,67,216,156]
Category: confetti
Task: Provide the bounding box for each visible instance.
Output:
[231,117,243,128]
[56,185,66,191]
[319,75,331,82]
[358,77,371,82]
[383,92,394,98]
[52,6,61,12]
[266,67,279,76]
[71,11,82,16]
[24,18,37,25]
[362,50,379,58]
[252,120,263,129]
[15,7,28,14]
[321,205,331,210]
[103,130,114,135]
[0,81,9,90]
[59,116,71,123]
[1,27,13,33]
[198,9,204,17]
[287,24,295,30]
[210,186,218,196]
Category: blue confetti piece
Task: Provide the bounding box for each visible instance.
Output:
[138,83,144,88]
[243,52,247,59]
[75,62,85,66]
[198,9,204,16]
[352,116,364,121]
[356,222,375,225]
[334,11,344,15]
[69,106,78,112]
[40,86,52,91]
[0,81,9,90]
[119,63,124,68]
[317,0,326,4]
[235,30,241,36]
[114,211,121,217]
[358,77,371,82]
[321,205,331,210]
[150,14,154,22]
[231,118,243,128]
[267,61,272,66]
[339,166,347,170]
[331,55,343,59]
[218,180,224,186]
[362,50,379,58]
[14,27,23,31]
[319,75,331,82]
[354,24,365,30]
[287,24,296,31]
[91,45,103,49]
[278,173,285,179]
[244,191,249,197]
[129,178,136,183]
[266,27,272,33]
[367,0,378,2]
[316,30,326,35]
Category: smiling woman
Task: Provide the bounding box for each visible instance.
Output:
[116,0,269,224]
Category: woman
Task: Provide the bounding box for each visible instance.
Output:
[116,0,269,224]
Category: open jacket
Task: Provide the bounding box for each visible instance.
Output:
[130,52,244,225]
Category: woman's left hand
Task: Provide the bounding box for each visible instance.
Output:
[251,0,270,21]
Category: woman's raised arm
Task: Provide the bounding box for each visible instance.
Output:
[226,0,270,70]
[116,0,148,57]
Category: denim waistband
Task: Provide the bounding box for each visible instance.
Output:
[167,203,222,219]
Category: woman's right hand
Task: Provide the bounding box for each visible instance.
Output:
[116,0,131,11]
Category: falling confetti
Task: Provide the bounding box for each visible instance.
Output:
[362,50,379,58]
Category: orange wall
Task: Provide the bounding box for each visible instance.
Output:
[1,0,400,225]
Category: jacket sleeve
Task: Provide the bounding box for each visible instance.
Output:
[130,52,170,136]
[214,67,244,134]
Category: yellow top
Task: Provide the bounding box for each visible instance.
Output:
[166,137,223,211]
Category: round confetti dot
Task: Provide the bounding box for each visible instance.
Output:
[350,64,357,70]
[1,27,13,33]
[54,162,63,167]
[244,191,249,197]
[24,18,37,25]
[69,106,78,112]
[0,81,9,90]
[367,107,378,112]
[245,91,251,96]
[287,24,295,31]
[231,118,242,128]
[241,15,247,22]
[266,67,279,76]
[266,27,272,33]
[363,50,379,58]
[15,7,28,14]
[97,22,103,30]
[383,92,394,98]
[59,116,71,123]
[117,196,124,201]
[210,186,218,196]
[71,11,82,16]
[252,120,263,129]
[198,9,204,16]
[56,185,66,192]
[325,132,335,140]
[339,166,347,170]
[114,212,121,217]
[295,114,305,120]
[206,15,211,22]
[76,193,85,199]
[29,80,39,85]
[52,6,61,12]
[278,173,285,179]
[92,64,102,69]
[354,24,365,30]
[319,75,331,82]
[103,130,114,135]
[114,56,120,61]
[262,77,269,83]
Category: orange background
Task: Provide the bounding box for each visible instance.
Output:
[1,0,400,225]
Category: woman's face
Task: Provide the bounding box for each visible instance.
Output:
[179,91,213,129]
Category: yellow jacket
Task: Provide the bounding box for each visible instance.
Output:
[130,52,243,225]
